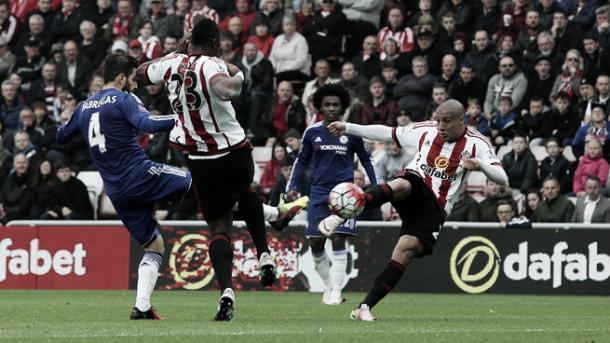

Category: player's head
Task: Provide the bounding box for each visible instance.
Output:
[191,17,220,55]
[103,54,138,91]
[313,84,350,123]
[434,99,465,142]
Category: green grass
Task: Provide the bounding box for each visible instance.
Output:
[0,291,608,342]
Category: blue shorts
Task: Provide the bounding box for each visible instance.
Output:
[306,202,357,238]
[110,163,192,246]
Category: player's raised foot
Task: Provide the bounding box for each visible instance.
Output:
[322,289,346,305]
[214,288,235,321]
[269,195,309,231]
[350,304,376,322]
[318,215,346,237]
[130,306,164,320]
[258,252,277,287]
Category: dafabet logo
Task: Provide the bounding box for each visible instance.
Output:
[450,236,501,294]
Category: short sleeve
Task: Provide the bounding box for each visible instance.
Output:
[202,57,231,85]
[146,54,179,85]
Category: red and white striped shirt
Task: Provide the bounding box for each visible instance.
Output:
[392,121,501,215]
[145,53,246,158]
[376,26,415,54]
[183,7,219,35]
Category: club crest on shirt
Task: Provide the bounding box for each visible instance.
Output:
[339,135,348,144]
[434,156,449,170]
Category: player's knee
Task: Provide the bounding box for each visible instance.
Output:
[309,237,326,253]
[387,178,412,200]
[392,235,424,262]
[145,235,165,255]
[330,234,346,250]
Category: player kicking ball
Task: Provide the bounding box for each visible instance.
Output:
[286,84,378,305]
[56,55,190,320]
[318,99,509,321]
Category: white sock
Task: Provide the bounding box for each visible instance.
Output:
[263,204,279,221]
[135,251,163,312]
[330,249,348,291]
[312,250,330,287]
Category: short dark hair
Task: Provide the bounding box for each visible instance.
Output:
[496,199,514,211]
[530,96,544,103]
[554,91,571,102]
[545,137,562,147]
[313,84,350,111]
[542,175,559,185]
[586,175,601,184]
[103,54,138,83]
[191,17,220,49]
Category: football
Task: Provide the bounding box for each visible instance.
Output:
[328,182,365,219]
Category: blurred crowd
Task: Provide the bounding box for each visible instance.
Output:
[0,0,609,225]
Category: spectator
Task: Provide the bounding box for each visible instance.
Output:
[450,32,468,63]
[550,8,582,53]
[516,9,542,58]
[591,74,609,113]
[105,0,146,40]
[464,30,497,83]
[449,62,485,106]
[136,84,170,116]
[23,0,55,33]
[227,16,248,50]
[573,139,609,195]
[339,0,384,59]
[549,49,583,101]
[351,35,381,80]
[260,143,286,194]
[0,1,20,46]
[165,0,189,40]
[57,41,94,100]
[162,35,178,55]
[146,0,170,42]
[524,55,555,107]
[48,0,83,43]
[136,21,162,60]
[268,155,300,206]
[474,0,501,37]
[30,159,58,219]
[490,96,518,146]
[437,12,457,53]
[49,42,65,64]
[524,188,542,219]
[338,61,369,103]
[259,81,306,142]
[11,36,46,87]
[571,175,610,223]
[0,80,24,131]
[220,0,255,35]
[0,153,32,223]
[0,36,15,79]
[379,37,409,77]
[484,55,528,116]
[537,0,562,30]
[0,135,12,181]
[183,0,219,36]
[544,91,580,144]
[247,17,274,57]
[283,128,301,160]
[446,188,480,222]
[82,0,115,34]
[269,14,310,84]
[527,31,564,75]
[497,199,532,229]
[218,31,240,65]
[394,55,435,122]
[250,0,283,37]
[128,38,148,65]
[49,162,94,219]
[301,59,338,109]
[32,101,56,150]
[437,54,458,90]
[87,74,105,98]
[495,33,518,61]
[566,0,599,31]
[302,0,347,64]
[79,20,108,70]
[406,29,443,76]
[361,77,397,126]
[592,5,610,51]
[497,0,529,40]
[578,76,597,118]
[15,14,49,57]
[424,83,448,121]
[376,6,415,55]
[437,0,474,34]
[479,179,518,222]
[376,141,412,182]
[581,34,610,79]
[381,60,398,98]
[18,107,43,148]
[464,98,490,136]
[502,134,539,193]
[534,176,575,222]
[238,42,274,137]
[354,169,381,221]
[520,96,548,144]
[572,103,610,158]
[13,130,41,171]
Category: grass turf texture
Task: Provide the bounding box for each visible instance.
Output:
[0,291,608,342]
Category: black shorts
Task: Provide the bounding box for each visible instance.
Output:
[186,146,254,221]
[391,172,445,257]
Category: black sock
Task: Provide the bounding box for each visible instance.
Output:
[238,189,270,259]
[361,260,405,309]
[209,234,234,291]
[364,184,393,210]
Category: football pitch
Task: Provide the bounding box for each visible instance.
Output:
[0,291,608,342]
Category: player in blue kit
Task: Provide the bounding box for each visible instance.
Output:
[286,84,378,305]
[56,55,190,320]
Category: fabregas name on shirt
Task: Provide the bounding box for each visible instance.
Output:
[82,95,117,110]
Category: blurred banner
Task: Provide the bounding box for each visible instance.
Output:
[0,226,130,289]
[2,223,609,294]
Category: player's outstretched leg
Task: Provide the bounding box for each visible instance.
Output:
[326,235,348,305]
[131,235,165,320]
[309,238,332,303]
[267,195,310,231]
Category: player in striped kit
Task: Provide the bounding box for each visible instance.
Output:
[319,99,509,321]
[136,18,308,321]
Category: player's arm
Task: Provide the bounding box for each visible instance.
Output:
[135,33,190,86]
[208,62,244,101]
[123,93,177,132]
[56,105,82,143]
[328,121,418,148]
[354,137,379,185]
[465,142,509,186]
[286,132,313,193]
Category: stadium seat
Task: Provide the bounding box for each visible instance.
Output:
[76,171,104,220]
[497,145,512,160]
[252,147,272,168]
[530,145,548,162]
[563,146,577,162]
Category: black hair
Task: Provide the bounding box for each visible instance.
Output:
[545,136,562,147]
[103,54,138,83]
[586,175,601,184]
[313,84,350,111]
[496,199,514,211]
[280,156,295,167]
[191,17,220,50]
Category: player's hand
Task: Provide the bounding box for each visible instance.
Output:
[285,190,299,202]
[461,158,480,171]
[176,31,191,54]
[226,63,241,77]
[327,121,346,136]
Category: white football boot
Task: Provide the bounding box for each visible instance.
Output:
[350,304,376,321]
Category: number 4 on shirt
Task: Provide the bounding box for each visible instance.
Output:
[88,111,107,153]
